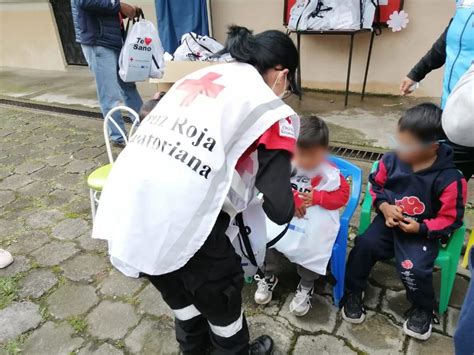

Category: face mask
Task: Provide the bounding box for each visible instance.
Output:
[271,71,287,99]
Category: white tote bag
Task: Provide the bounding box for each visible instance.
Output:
[173,32,224,61]
[119,19,165,82]
[266,164,341,275]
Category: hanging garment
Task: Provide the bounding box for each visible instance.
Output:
[91,62,297,277]
[266,161,341,275]
[155,0,210,54]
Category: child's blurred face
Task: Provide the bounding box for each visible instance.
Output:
[394,130,438,164]
[294,145,328,171]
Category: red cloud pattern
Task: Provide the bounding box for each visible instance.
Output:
[395,196,426,216]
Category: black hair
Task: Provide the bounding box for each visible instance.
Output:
[222,25,300,95]
[398,103,445,142]
[297,116,329,148]
[139,92,166,121]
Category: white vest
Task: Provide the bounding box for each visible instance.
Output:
[92,62,297,277]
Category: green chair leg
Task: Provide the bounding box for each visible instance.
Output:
[435,224,465,314]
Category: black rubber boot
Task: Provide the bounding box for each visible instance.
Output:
[249,335,274,355]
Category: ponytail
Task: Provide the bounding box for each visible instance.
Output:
[220,25,300,95]
[223,25,258,65]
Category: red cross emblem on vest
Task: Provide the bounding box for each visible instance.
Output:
[176,72,225,106]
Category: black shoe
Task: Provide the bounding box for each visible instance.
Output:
[111,140,126,148]
[403,307,435,340]
[341,292,366,324]
[249,335,274,355]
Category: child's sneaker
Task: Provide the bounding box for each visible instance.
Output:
[403,307,434,340]
[0,249,13,269]
[341,292,366,324]
[254,275,278,305]
[289,284,313,316]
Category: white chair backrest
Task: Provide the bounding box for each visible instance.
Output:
[104,106,140,163]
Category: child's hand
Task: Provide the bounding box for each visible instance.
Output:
[299,190,313,208]
[295,205,306,219]
[379,202,404,228]
[399,218,420,233]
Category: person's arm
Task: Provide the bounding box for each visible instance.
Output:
[310,174,350,210]
[419,178,467,240]
[255,146,295,225]
[407,23,450,81]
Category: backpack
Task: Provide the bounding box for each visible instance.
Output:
[118,17,165,82]
[173,32,224,61]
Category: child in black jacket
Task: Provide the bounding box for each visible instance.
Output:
[342,103,467,341]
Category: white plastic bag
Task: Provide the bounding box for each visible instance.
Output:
[304,0,362,31]
[442,64,474,147]
[288,0,313,31]
[173,32,224,61]
[119,19,165,82]
[266,163,341,275]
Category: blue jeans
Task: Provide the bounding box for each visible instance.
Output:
[81,44,143,142]
[454,247,474,355]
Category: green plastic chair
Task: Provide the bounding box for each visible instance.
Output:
[87,106,139,221]
[358,161,466,314]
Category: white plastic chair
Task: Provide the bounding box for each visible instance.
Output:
[87,106,139,221]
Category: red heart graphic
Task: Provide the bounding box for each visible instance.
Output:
[144,37,152,45]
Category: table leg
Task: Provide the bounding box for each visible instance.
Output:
[361,30,375,101]
[345,33,355,107]
[297,32,302,100]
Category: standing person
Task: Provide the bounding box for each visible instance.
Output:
[71,0,143,145]
[399,0,474,180]
[92,26,300,354]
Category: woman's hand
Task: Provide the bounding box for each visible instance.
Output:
[400,77,417,96]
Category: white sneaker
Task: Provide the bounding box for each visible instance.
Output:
[289,285,313,316]
[0,249,13,269]
[254,275,278,305]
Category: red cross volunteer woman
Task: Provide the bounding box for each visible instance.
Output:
[92,26,300,354]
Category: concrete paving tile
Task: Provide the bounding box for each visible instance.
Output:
[22,321,84,354]
[60,253,108,282]
[336,311,404,354]
[125,319,179,354]
[86,300,139,340]
[278,293,337,333]
[0,302,41,342]
[248,314,294,355]
[47,282,98,319]
[294,334,357,355]
[406,332,454,355]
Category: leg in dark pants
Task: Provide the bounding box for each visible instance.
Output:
[393,234,439,312]
[146,274,210,354]
[345,215,395,294]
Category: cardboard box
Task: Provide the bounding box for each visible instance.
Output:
[149,61,217,91]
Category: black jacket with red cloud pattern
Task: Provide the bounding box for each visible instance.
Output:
[369,144,467,242]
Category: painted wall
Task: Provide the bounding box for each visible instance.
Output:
[211,0,455,98]
[0,0,455,98]
[0,1,66,71]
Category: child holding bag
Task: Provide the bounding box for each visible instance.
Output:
[255,116,350,316]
